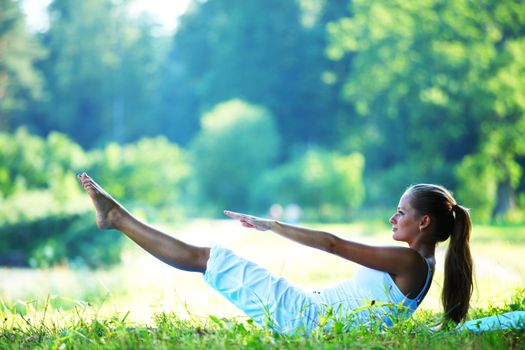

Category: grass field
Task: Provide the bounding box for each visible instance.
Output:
[1,220,524,349]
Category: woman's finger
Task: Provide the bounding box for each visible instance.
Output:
[225,210,257,222]
[224,210,244,219]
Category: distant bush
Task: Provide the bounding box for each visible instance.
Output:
[0,130,188,268]
[0,128,87,198]
[456,148,524,223]
[252,148,365,221]
[455,154,497,223]
[87,136,190,222]
[189,99,280,215]
[0,188,122,268]
[0,211,122,269]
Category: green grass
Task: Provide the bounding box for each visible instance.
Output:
[1,220,524,349]
[1,292,524,349]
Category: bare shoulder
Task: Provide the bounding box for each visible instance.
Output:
[373,245,427,276]
[393,247,428,276]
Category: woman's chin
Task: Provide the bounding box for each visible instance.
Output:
[392,231,406,242]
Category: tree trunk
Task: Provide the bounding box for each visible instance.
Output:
[491,179,516,220]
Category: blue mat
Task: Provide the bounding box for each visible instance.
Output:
[456,311,525,333]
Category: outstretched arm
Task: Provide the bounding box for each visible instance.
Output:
[224,210,341,251]
[224,210,421,276]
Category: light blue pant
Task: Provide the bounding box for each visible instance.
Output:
[203,246,321,334]
[456,311,525,333]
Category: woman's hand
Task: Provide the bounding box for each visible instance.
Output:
[224,210,274,231]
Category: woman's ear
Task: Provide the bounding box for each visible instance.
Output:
[419,214,432,230]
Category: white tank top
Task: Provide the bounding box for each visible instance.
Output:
[313,257,434,326]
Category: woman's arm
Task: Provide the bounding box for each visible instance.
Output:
[224,210,421,276]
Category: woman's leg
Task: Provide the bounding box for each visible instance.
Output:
[77,173,210,273]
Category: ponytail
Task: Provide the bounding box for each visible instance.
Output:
[442,204,474,324]
[406,184,474,325]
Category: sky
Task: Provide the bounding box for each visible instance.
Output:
[21,0,192,34]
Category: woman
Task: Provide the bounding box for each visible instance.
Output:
[77,173,473,333]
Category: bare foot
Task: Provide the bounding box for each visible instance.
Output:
[77,172,126,229]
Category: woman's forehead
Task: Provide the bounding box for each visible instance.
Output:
[398,193,413,208]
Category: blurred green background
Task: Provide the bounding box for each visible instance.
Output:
[1,0,525,272]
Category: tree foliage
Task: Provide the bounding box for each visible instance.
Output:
[161,0,343,149]
[0,0,45,131]
[1,0,525,226]
[0,130,189,267]
[0,128,85,199]
[253,148,365,220]
[327,0,525,219]
[189,99,281,214]
[34,0,165,147]
[88,136,190,221]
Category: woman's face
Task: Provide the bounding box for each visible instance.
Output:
[389,193,422,243]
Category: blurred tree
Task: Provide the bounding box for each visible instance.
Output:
[0,0,45,131]
[327,0,525,217]
[457,120,525,222]
[302,0,356,150]
[0,128,86,198]
[0,129,117,268]
[252,148,365,221]
[189,99,280,214]
[34,0,115,146]
[88,136,190,222]
[0,128,47,197]
[0,130,189,267]
[116,21,169,142]
[160,0,346,151]
[35,0,164,147]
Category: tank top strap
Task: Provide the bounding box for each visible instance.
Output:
[414,256,434,304]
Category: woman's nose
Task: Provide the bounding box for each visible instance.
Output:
[389,215,396,224]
